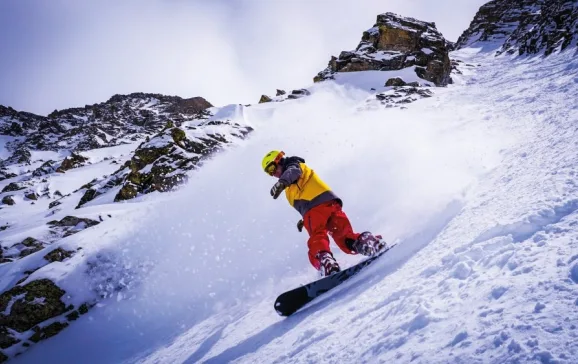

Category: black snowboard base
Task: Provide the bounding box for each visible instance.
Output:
[274,244,396,317]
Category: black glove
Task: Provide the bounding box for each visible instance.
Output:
[297,219,304,232]
[270,180,287,199]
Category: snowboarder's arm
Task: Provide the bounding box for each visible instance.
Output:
[279,163,302,185]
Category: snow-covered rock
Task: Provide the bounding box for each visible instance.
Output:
[0,93,213,153]
[314,12,453,86]
[0,93,252,359]
[456,0,578,56]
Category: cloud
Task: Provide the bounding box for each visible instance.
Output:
[0,0,488,115]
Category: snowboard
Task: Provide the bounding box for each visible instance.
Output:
[274,244,396,317]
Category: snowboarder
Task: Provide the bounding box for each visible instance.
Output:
[262,150,386,277]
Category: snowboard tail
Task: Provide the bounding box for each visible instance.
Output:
[274,244,395,317]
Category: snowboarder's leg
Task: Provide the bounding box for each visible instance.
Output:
[326,201,360,255]
[326,202,387,256]
[303,204,340,275]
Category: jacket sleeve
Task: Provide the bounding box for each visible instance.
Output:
[279,163,302,185]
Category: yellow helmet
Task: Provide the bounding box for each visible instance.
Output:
[262,150,285,175]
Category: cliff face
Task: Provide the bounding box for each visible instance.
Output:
[314,13,453,87]
[456,0,578,56]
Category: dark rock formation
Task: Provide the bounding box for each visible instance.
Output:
[56,153,89,173]
[259,95,272,103]
[1,196,15,206]
[456,0,578,56]
[314,13,452,86]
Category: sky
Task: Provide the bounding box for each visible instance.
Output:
[0,0,489,116]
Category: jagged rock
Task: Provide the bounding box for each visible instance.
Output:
[165,96,212,115]
[1,183,24,193]
[48,200,62,209]
[375,86,433,107]
[0,248,10,264]
[78,303,89,315]
[4,146,31,165]
[1,196,15,206]
[0,279,67,333]
[0,169,17,182]
[66,311,79,321]
[456,0,578,56]
[29,321,69,343]
[287,89,312,99]
[74,179,98,193]
[0,326,20,349]
[385,77,407,87]
[2,93,213,153]
[47,216,100,228]
[24,192,37,200]
[18,237,44,257]
[32,160,57,177]
[112,122,249,202]
[76,189,97,208]
[315,13,452,86]
[43,247,75,263]
[276,89,286,96]
[75,174,125,208]
[56,153,88,173]
[46,216,100,238]
[259,95,272,103]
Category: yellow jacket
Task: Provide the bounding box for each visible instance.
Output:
[280,159,340,216]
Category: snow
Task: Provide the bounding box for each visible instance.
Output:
[317,68,427,94]
[0,135,17,159]
[81,142,137,164]
[367,50,404,61]
[8,47,578,364]
[207,104,246,124]
[28,150,67,163]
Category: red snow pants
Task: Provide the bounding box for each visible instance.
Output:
[303,200,360,269]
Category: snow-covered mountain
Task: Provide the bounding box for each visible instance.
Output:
[2,1,578,363]
[455,0,578,55]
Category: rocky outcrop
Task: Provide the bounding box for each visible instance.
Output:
[24,191,38,200]
[374,85,433,109]
[0,279,92,357]
[456,0,578,56]
[165,96,212,115]
[1,183,24,193]
[0,93,213,153]
[259,95,272,103]
[32,160,57,177]
[56,153,89,173]
[0,169,17,182]
[314,13,452,86]
[73,120,251,206]
[287,89,311,99]
[0,93,248,359]
[0,279,66,336]
[1,196,15,206]
[2,146,31,165]
[14,237,44,258]
[43,247,76,263]
[115,124,235,201]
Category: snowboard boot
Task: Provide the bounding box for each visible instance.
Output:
[350,232,387,256]
[316,251,341,277]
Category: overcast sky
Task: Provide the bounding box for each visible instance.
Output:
[0,0,488,115]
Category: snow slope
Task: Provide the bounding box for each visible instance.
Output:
[14,47,578,363]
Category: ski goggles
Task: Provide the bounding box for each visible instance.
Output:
[264,151,285,175]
